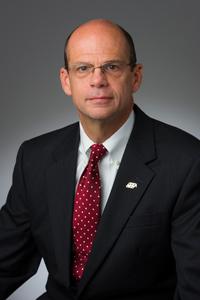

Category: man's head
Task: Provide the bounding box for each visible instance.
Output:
[60,19,143,131]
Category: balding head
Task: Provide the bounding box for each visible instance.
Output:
[64,19,137,70]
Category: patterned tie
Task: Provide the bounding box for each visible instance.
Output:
[72,143,107,280]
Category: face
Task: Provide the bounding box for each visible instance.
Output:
[60,21,143,127]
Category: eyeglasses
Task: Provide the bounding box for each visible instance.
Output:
[68,61,134,78]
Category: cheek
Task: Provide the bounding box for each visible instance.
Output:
[70,81,86,99]
[116,76,133,93]
[117,81,133,98]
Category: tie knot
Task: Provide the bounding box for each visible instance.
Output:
[90,144,107,163]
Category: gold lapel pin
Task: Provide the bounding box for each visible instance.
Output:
[126,182,138,189]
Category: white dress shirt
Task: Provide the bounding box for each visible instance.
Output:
[76,111,135,213]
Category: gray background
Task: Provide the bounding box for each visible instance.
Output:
[0,1,199,299]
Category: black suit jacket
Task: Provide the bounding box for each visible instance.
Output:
[1,105,200,300]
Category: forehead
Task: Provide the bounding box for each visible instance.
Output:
[67,23,129,63]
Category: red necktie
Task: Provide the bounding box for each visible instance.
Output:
[72,143,107,280]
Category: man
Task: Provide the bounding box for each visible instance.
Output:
[0,19,200,300]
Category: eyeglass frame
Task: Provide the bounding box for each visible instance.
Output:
[67,61,136,78]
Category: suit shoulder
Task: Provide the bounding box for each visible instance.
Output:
[153,118,200,159]
[24,122,78,145]
[20,122,79,157]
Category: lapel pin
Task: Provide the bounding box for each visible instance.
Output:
[126,182,138,189]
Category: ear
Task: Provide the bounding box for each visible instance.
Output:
[59,67,72,96]
[132,64,143,93]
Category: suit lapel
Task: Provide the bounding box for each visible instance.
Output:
[78,105,157,295]
[45,124,79,286]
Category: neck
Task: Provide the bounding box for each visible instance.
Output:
[79,110,132,143]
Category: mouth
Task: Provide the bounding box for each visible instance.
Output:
[86,96,113,105]
[87,96,113,100]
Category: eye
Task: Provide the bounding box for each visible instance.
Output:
[76,65,91,73]
[104,63,120,72]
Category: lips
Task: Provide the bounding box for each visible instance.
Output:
[87,96,113,100]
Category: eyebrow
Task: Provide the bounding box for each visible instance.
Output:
[101,60,124,64]
[70,59,124,65]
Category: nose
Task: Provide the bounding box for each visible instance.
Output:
[89,68,108,88]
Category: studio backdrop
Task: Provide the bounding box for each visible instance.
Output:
[0,1,199,299]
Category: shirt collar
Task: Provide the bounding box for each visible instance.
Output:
[79,111,134,162]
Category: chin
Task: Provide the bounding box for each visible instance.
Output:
[81,108,116,121]
[89,111,116,121]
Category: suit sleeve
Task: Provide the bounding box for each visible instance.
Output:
[171,158,200,300]
[0,144,41,300]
